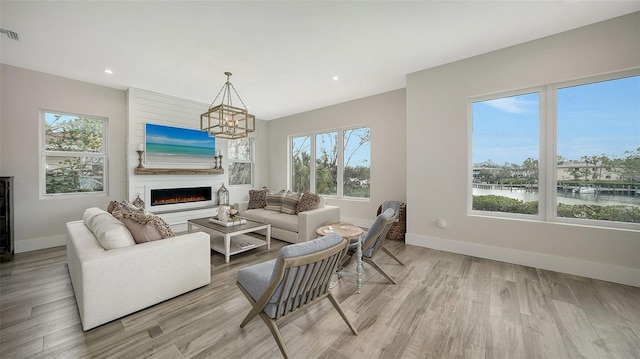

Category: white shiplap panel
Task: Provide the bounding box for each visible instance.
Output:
[126,88,226,224]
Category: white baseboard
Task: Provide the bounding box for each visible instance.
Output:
[15,234,67,253]
[406,233,640,288]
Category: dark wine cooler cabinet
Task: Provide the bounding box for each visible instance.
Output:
[1,176,14,261]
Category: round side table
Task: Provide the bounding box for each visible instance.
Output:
[316,222,365,293]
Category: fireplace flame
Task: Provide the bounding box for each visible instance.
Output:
[153,196,207,205]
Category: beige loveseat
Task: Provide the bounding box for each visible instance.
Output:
[66,207,211,330]
[236,195,340,244]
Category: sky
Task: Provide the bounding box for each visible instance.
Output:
[472,75,639,165]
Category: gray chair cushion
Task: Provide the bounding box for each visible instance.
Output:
[349,208,395,257]
[237,259,276,304]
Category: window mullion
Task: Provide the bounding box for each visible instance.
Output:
[310,135,316,193]
[544,85,558,221]
[337,129,344,198]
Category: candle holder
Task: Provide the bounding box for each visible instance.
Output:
[214,154,224,169]
[137,150,144,168]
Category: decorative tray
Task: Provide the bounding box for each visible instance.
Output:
[208,218,247,227]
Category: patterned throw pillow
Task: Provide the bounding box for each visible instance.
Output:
[265,190,286,212]
[296,192,321,214]
[112,209,175,242]
[248,189,268,209]
[281,191,301,215]
[106,200,124,214]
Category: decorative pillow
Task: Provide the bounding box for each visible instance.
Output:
[106,200,123,214]
[281,191,301,215]
[107,200,143,214]
[296,192,321,214]
[84,206,105,223]
[122,200,145,213]
[83,208,136,250]
[112,209,175,241]
[265,190,286,212]
[248,189,268,209]
[119,218,162,243]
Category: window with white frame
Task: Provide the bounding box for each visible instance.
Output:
[291,126,370,199]
[228,137,253,186]
[470,71,640,228]
[291,135,311,193]
[41,111,107,196]
[471,91,541,216]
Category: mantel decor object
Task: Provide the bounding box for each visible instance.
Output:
[136,144,145,169]
[214,154,223,169]
[217,183,229,206]
[217,205,230,222]
[132,194,145,210]
[200,72,255,140]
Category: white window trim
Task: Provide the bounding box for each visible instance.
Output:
[289,124,370,200]
[468,69,640,231]
[39,109,108,199]
[228,137,254,187]
[467,86,545,222]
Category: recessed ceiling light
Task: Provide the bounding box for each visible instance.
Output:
[104,69,113,74]
[332,76,339,81]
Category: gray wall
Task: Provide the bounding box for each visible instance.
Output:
[406,13,640,286]
[0,64,127,251]
[267,89,407,227]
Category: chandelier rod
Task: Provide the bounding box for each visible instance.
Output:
[207,72,250,110]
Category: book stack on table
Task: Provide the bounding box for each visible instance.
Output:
[208,217,247,227]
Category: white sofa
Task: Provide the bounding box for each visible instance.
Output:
[236,198,340,243]
[66,209,211,331]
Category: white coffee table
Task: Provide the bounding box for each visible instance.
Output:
[187,217,271,263]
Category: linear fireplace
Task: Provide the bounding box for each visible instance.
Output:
[149,186,214,212]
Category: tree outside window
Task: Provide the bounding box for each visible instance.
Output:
[42,111,107,195]
[343,127,370,198]
[291,126,370,198]
[316,132,337,195]
[228,137,253,186]
[292,136,311,192]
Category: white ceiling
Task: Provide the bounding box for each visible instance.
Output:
[1,1,638,120]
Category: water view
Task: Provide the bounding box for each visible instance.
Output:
[473,188,640,208]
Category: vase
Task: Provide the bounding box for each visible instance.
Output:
[217,205,230,222]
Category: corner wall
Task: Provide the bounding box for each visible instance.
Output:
[0,65,127,252]
[406,13,640,286]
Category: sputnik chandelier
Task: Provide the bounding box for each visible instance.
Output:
[200,72,255,139]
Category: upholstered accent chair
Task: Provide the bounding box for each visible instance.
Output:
[236,233,358,358]
[341,207,405,284]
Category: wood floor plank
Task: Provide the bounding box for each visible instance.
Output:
[489,278,521,325]
[521,314,570,358]
[485,318,526,359]
[1,242,639,359]
[550,299,611,358]
[443,290,490,359]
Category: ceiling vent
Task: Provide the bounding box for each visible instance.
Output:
[0,28,20,41]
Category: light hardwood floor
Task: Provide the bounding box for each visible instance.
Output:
[1,239,639,359]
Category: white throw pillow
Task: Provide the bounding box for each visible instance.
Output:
[83,208,135,250]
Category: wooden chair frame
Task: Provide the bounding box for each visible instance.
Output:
[236,238,357,359]
[341,210,404,284]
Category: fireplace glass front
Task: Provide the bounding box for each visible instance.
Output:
[150,187,212,207]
